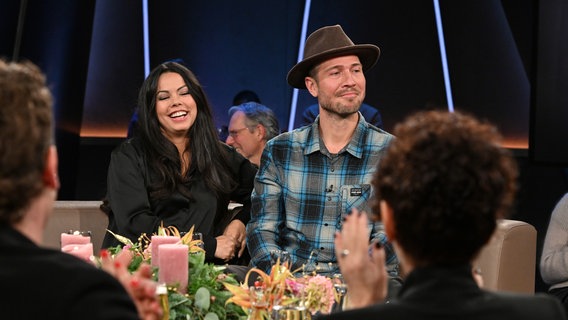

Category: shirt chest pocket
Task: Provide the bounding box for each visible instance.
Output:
[339,184,372,215]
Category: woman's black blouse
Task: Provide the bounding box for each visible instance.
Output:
[101,138,256,262]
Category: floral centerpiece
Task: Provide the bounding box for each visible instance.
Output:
[102,225,247,320]
[223,260,337,320]
[99,225,338,320]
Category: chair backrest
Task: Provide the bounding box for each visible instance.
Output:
[43,201,108,255]
[473,219,537,294]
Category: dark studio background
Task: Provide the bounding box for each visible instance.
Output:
[1,0,568,293]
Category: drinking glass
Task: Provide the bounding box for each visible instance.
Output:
[302,249,320,276]
[270,249,291,267]
[272,303,310,320]
[272,286,309,320]
[247,286,270,320]
[192,232,204,249]
[332,273,348,312]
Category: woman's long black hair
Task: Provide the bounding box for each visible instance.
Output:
[136,61,237,200]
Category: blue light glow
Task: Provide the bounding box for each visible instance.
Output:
[433,0,454,112]
[288,0,312,131]
[142,0,150,77]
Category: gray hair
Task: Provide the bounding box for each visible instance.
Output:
[228,102,280,141]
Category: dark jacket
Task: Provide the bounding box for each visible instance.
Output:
[319,265,566,320]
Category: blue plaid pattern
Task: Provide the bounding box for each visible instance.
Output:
[247,114,399,275]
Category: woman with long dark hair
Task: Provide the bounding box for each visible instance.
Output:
[102,61,256,264]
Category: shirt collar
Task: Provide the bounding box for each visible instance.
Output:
[304,111,369,159]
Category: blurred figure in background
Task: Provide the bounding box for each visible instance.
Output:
[540,192,568,314]
[218,89,262,141]
[232,89,261,105]
[225,102,280,167]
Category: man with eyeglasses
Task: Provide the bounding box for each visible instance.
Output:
[225,102,280,167]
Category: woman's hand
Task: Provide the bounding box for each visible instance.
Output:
[223,219,247,258]
[100,249,163,320]
[335,208,389,309]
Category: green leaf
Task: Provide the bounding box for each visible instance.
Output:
[204,312,220,320]
[194,287,211,311]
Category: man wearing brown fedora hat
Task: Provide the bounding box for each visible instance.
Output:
[247,25,400,284]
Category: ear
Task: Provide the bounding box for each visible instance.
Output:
[380,200,397,241]
[42,146,60,190]
[305,77,318,98]
[256,124,266,140]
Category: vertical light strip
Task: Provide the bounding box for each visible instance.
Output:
[288,0,312,132]
[142,0,150,77]
[12,0,27,61]
[433,0,454,112]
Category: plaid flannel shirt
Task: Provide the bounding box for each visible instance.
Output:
[247,113,399,276]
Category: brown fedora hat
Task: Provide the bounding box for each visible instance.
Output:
[287,24,380,89]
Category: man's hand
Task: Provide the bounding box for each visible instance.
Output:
[223,219,247,258]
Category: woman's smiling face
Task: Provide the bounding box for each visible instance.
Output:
[155,71,198,141]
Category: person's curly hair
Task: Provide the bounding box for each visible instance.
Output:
[372,110,518,266]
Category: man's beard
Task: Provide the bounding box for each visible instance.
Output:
[320,100,361,118]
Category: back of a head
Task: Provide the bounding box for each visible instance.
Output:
[228,102,280,141]
[374,110,518,266]
[0,59,53,223]
[232,90,261,106]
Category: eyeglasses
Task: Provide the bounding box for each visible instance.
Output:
[228,127,250,138]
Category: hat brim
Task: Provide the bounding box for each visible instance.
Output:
[286,44,380,89]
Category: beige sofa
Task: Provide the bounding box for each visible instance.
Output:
[44,202,537,294]
[473,219,537,293]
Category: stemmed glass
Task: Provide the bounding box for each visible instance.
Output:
[248,285,270,320]
[272,284,308,320]
[302,249,320,276]
[332,273,348,312]
[270,249,291,267]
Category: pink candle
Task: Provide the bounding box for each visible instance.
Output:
[150,235,180,267]
[61,232,91,247]
[158,244,188,293]
[62,243,94,262]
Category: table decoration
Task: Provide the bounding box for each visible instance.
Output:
[61,230,92,247]
[103,224,247,320]
[101,225,338,320]
[158,243,189,293]
[151,235,182,267]
[61,242,94,261]
[61,230,94,262]
[223,259,336,320]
